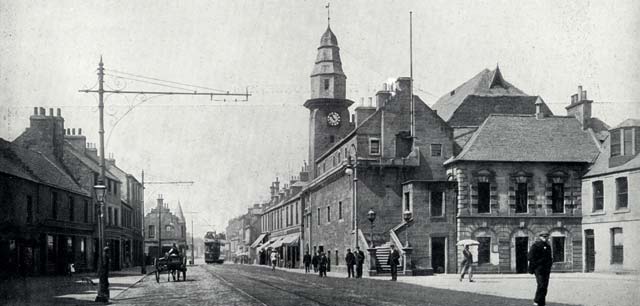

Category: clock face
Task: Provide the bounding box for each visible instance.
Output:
[327,112,341,126]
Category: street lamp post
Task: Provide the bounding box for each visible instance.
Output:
[367,209,376,248]
[94,184,108,303]
[403,210,412,247]
[345,155,357,248]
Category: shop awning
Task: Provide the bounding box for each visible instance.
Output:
[269,233,300,249]
[257,238,277,252]
[270,237,285,249]
[281,233,300,246]
[250,233,267,248]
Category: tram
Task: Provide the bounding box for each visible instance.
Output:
[204,231,226,264]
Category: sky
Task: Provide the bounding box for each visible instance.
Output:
[1,0,639,237]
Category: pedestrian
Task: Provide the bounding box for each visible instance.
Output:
[345,249,355,278]
[318,251,328,277]
[355,246,365,278]
[303,251,311,273]
[387,244,400,281]
[528,231,553,306]
[312,251,320,273]
[270,250,278,271]
[459,244,474,282]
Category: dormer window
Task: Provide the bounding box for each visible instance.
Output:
[611,127,639,157]
[611,130,621,156]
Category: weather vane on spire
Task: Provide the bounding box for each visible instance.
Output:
[326,2,330,26]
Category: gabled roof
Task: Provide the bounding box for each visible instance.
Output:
[64,143,120,182]
[584,134,640,177]
[447,95,553,127]
[432,68,527,122]
[0,139,88,196]
[175,201,185,221]
[446,114,600,164]
[588,117,610,142]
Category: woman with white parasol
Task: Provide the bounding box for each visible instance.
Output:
[457,239,479,282]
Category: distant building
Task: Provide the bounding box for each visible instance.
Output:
[581,119,640,273]
[143,197,187,261]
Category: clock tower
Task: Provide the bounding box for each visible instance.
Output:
[304,25,354,178]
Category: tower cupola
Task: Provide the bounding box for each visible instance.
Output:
[310,26,346,99]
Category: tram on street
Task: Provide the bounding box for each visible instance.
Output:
[204,231,226,264]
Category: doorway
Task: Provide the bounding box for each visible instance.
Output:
[431,237,446,274]
[585,230,595,272]
[515,237,528,273]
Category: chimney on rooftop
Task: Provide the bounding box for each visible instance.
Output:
[14,106,65,161]
[566,85,592,130]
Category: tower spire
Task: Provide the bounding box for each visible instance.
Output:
[326,2,330,27]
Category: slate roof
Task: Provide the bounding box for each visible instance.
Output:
[0,139,88,196]
[64,143,120,182]
[585,133,640,177]
[588,117,610,142]
[447,95,553,127]
[445,114,601,164]
[614,118,640,128]
[432,67,527,123]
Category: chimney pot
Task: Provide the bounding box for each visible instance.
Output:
[72,128,76,135]
[578,85,583,100]
[78,128,82,135]
[57,108,61,117]
[368,97,373,106]
[49,108,53,116]
[582,90,587,100]
[33,107,38,115]
[39,107,45,115]
[383,83,388,91]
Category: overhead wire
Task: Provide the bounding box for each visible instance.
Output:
[107,69,228,93]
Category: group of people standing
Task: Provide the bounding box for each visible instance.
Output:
[302,246,366,278]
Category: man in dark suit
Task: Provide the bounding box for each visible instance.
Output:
[345,249,355,278]
[355,246,365,278]
[312,251,320,273]
[528,231,553,306]
[303,251,312,273]
[387,244,400,281]
[318,252,328,277]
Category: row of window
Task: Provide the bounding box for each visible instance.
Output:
[475,236,566,265]
[592,177,628,212]
[315,201,344,225]
[475,181,566,214]
[45,192,91,223]
[262,201,300,232]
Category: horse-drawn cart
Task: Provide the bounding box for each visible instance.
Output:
[154,254,187,282]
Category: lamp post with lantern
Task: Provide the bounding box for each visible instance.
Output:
[367,209,376,247]
[402,209,414,276]
[345,155,357,248]
[403,209,412,247]
[93,184,108,303]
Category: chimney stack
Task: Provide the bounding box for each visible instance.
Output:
[565,85,592,130]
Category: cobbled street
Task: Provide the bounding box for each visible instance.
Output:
[113,264,578,306]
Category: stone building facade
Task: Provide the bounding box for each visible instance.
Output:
[143,197,187,261]
[581,119,640,273]
[445,111,600,273]
[1,107,144,276]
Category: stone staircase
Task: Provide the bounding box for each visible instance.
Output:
[373,243,394,275]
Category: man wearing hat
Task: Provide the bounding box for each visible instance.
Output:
[387,244,400,281]
[528,231,553,306]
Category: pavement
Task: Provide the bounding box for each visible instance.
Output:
[0,265,153,305]
[258,263,640,306]
[2,262,637,306]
